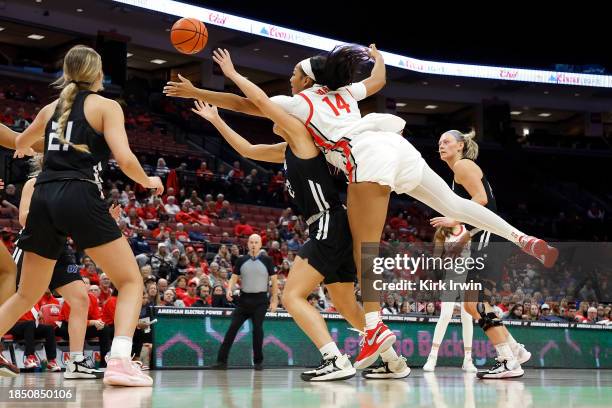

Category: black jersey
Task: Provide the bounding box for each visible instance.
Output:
[37,90,110,185]
[452,160,498,242]
[283,146,342,222]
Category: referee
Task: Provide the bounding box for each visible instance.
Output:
[215,234,279,370]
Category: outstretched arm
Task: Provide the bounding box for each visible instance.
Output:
[360,44,386,97]
[1,123,45,153]
[212,49,309,144]
[192,101,286,164]
[164,74,265,117]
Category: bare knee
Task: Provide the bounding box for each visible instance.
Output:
[67,291,89,312]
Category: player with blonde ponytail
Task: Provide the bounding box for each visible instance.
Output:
[0,44,163,387]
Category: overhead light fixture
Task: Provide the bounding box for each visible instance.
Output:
[76,8,83,12]
[35,0,42,3]
[0,27,5,32]
[422,81,429,85]
[27,34,45,40]
[283,54,289,58]
[165,28,170,32]
[150,59,167,64]
[523,128,530,136]
[253,48,260,51]
[574,93,580,97]
[425,105,438,110]
[126,52,133,58]
[455,84,461,88]
[395,102,407,107]
[538,113,551,117]
[510,111,522,115]
[543,90,550,95]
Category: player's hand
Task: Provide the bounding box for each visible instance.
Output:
[226,291,233,302]
[109,203,122,221]
[145,176,164,196]
[269,301,278,313]
[212,48,237,77]
[369,44,382,60]
[13,147,36,159]
[430,217,459,229]
[445,230,471,258]
[163,74,197,99]
[192,100,220,123]
[94,320,105,330]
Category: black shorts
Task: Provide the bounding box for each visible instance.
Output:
[466,230,507,300]
[14,244,82,291]
[298,208,356,285]
[18,180,122,260]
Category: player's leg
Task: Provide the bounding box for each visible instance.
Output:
[55,281,103,379]
[283,257,355,381]
[408,165,557,267]
[346,182,397,369]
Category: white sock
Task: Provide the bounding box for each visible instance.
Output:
[429,345,439,359]
[380,346,399,362]
[319,342,341,359]
[365,312,381,331]
[506,333,520,353]
[69,352,84,362]
[110,336,133,359]
[464,350,472,360]
[495,342,514,361]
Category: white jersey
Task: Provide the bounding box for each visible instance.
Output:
[271,83,367,181]
[272,83,425,191]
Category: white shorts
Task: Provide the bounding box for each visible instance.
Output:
[349,131,426,193]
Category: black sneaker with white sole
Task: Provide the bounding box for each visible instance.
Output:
[64,356,104,379]
[477,358,524,379]
[361,357,411,379]
[301,354,356,382]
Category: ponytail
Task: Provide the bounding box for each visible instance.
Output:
[446,129,479,160]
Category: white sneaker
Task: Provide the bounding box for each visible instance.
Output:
[514,344,532,365]
[462,358,477,373]
[477,358,524,379]
[423,355,437,372]
[361,356,411,379]
[301,354,356,382]
[64,356,104,379]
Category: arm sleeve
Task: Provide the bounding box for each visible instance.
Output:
[345,82,367,101]
[270,95,310,122]
[233,256,245,276]
[263,256,276,276]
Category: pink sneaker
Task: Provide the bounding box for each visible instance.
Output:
[103,357,153,387]
[519,236,559,268]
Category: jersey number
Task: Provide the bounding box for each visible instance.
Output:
[322,95,351,116]
[48,121,74,151]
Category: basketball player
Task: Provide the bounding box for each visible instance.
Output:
[190,66,409,380]
[181,46,558,370]
[423,224,477,372]
[1,45,163,387]
[13,157,124,379]
[432,130,531,378]
[0,124,40,377]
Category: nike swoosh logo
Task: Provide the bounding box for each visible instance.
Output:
[367,326,383,346]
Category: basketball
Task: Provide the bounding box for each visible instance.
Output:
[170,17,208,54]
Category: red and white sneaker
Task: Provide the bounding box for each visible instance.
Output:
[519,236,558,268]
[47,359,62,372]
[352,322,396,369]
[103,357,153,387]
[23,355,39,369]
[0,352,19,377]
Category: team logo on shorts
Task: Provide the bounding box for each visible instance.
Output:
[67,265,79,274]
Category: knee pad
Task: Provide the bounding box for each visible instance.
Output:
[476,302,502,332]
